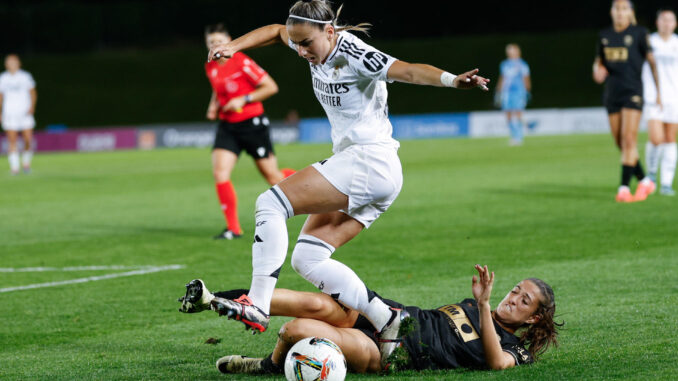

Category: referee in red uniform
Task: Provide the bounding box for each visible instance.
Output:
[205,23,294,240]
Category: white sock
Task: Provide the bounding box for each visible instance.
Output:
[645,142,662,179]
[21,150,33,168]
[8,151,19,172]
[660,143,677,188]
[291,234,393,331]
[247,185,294,315]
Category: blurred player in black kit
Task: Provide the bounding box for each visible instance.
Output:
[593,0,661,203]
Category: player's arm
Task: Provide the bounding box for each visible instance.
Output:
[472,265,517,370]
[592,57,608,84]
[523,75,531,93]
[29,88,37,115]
[387,61,489,91]
[222,75,279,112]
[208,24,289,61]
[646,52,661,106]
[207,91,218,120]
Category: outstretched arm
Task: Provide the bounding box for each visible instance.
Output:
[208,24,289,61]
[472,264,517,370]
[387,61,490,91]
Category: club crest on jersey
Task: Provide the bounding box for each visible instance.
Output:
[624,35,633,47]
[601,38,609,46]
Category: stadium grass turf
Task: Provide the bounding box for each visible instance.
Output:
[1,134,676,380]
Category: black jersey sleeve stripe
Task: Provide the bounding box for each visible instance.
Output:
[269,187,290,219]
[338,47,362,60]
[296,239,333,253]
[327,36,344,61]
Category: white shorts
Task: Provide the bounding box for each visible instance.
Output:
[312,144,403,228]
[1,113,35,131]
[644,103,678,124]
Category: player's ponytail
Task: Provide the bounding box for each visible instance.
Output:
[519,278,564,360]
[287,0,372,35]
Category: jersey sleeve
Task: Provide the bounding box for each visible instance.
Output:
[502,343,534,366]
[238,53,268,86]
[25,72,36,89]
[521,61,530,76]
[638,27,651,57]
[342,37,397,82]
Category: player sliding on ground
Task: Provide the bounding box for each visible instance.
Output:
[178,265,561,374]
[205,0,490,367]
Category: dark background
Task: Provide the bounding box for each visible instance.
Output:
[0,0,675,128]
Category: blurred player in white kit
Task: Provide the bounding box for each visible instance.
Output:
[643,9,678,196]
[0,54,37,175]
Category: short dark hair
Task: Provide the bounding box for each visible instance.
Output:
[657,8,676,18]
[205,23,230,37]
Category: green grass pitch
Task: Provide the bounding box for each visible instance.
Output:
[1,135,676,380]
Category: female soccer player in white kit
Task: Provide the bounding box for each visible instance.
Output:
[206,0,489,366]
[643,9,678,196]
[0,54,37,175]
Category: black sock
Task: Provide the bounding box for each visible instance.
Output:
[260,353,283,374]
[214,289,249,299]
[621,165,635,187]
[634,160,646,181]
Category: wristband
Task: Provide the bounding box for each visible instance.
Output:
[244,94,252,103]
[441,72,457,88]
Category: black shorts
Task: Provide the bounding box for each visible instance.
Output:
[213,115,274,159]
[604,88,644,114]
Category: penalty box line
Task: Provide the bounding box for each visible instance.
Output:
[0,265,184,293]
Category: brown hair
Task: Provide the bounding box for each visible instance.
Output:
[287,0,371,35]
[204,23,230,38]
[519,278,563,359]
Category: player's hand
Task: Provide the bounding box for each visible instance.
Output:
[222,96,246,113]
[657,94,663,110]
[206,106,218,120]
[593,64,608,84]
[208,43,237,62]
[454,69,490,91]
[472,264,494,306]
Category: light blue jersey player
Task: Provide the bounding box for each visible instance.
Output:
[497,44,531,145]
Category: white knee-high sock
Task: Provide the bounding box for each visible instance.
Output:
[291,234,393,331]
[645,141,662,179]
[8,151,19,172]
[661,143,677,188]
[247,185,294,315]
[21,150,33,168]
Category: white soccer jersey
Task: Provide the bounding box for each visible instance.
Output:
[288,31,399,153]
[0,69,35,115]
[643,33,678,105]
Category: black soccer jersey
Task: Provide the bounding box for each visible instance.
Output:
[596,25,651,109]
[401,299,533,370]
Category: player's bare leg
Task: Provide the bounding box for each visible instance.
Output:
[5,130,20,174]
[619,108,654,200]
[254,154,286,185]
[20,128,33,173]
[608,112,632,201]
[212,148,242,238]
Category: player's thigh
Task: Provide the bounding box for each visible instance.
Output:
[278,166,349,215]
[300,211,363,249]
[271,289,359,327]
[4,129,18,144]
[647,120,665,145]
[254,155,283,185]
[211,148,238,182]
[665,124,678,143]
[281,319,380,373]
[607,112,622,147]
[621,108,642,143]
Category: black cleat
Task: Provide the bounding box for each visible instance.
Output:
[213,228,242,240]
[178,279,214,313]
[211,295,270,333]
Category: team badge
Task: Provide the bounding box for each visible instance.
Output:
[601,38,609,46]
[631,95,642,105]
[332,67,340,80]
[624,35,633,47]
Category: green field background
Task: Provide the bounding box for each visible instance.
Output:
[23,30,601,128]
[1,135,676,380]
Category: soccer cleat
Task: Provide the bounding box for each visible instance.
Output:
[178,279,214,313]
[615,187,634,203]
[211,295,270,333]
[377,308,409,368]
[216,355,264,374]
[660,186,676,196]
[213,228,242,240]
[22,166,31,174]
[633,179,656,202]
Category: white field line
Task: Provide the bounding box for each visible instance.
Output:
[0,265,165,272]
[0,265,184,293]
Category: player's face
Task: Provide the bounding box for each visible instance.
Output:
[205,32,231,52]
[287,23,334,65]
[5,55,20,72]
[494,280,542,327]
[657,11,677,35]
[506,45,520,59]
[610,0,633,27]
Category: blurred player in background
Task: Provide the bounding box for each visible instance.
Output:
[643,9,678,196]
[207,0,489,367]
[205,23,295,240]
[0,54,37,175]
[593,0,660,203]
[496,44,531,146]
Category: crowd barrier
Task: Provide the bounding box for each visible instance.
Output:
[0,108,618,153]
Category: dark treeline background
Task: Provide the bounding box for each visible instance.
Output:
[0,0,675,128]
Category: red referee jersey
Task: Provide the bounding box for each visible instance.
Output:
[205,52,268,123]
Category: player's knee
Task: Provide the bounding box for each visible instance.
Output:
[279,319,306,344]
[212,169,230,183]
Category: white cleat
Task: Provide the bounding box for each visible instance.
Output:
[178,279,214,313]
[216,355,264,374]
